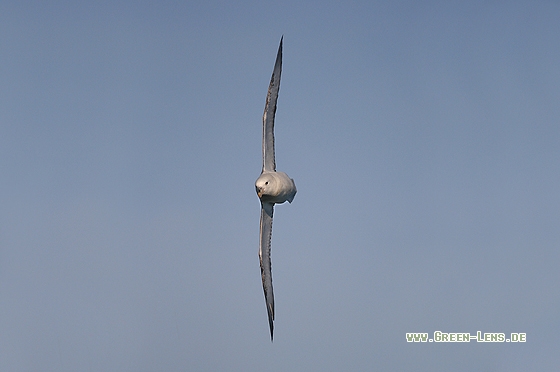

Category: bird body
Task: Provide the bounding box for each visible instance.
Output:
[255,171,297,204]
[256,37,296,341]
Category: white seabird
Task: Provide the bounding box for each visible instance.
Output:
[255,36,297,341]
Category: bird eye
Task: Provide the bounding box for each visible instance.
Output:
[265,181,268,185]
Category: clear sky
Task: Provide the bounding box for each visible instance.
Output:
[1,1,559,370]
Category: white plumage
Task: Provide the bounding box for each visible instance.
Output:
[255,37,296,341]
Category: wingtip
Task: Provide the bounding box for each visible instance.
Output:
[276,37,283,61]
[268,302,275,341]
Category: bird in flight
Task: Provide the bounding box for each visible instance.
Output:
[255,36,297,341]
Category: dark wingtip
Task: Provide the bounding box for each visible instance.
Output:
[268,303,274,341]
[276,37,283,61]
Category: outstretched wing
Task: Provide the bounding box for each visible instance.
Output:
[262,37,282,172]
[259,201,275,340]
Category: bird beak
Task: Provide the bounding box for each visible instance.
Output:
[256,187,263,198]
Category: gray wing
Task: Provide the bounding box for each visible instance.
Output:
[259,201,275,340]
[262,37,282,172]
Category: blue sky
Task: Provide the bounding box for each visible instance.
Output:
[1,1,559,370]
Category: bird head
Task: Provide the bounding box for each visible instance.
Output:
[255,173,275,199]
